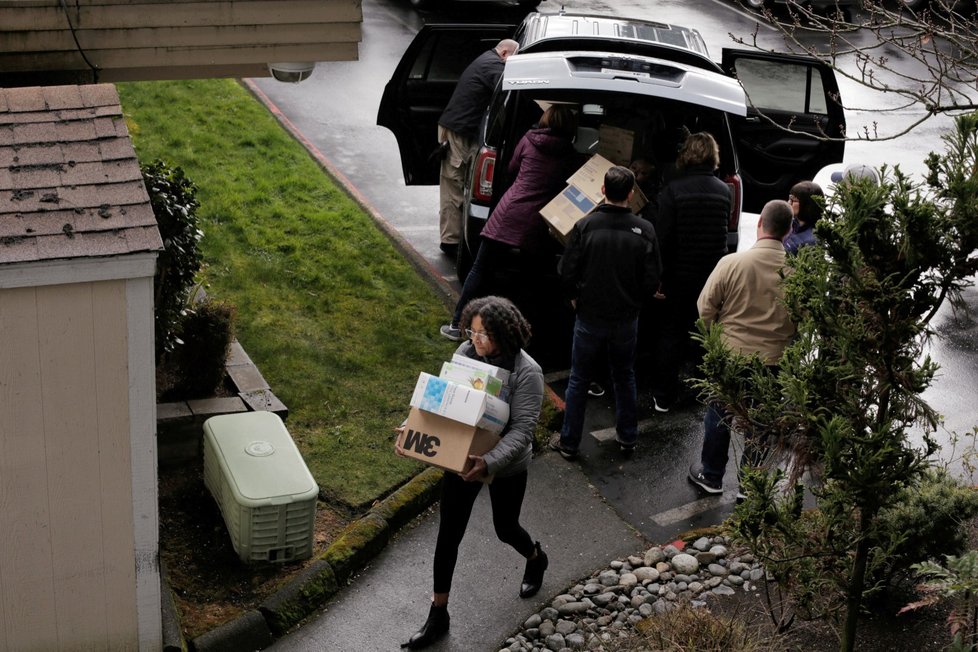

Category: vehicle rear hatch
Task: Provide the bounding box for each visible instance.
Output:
[501,51,747,115]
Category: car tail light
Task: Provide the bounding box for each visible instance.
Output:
[724,173,742,234]
[471,147,496,203]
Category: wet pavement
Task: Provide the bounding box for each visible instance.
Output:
[249,1,978,648]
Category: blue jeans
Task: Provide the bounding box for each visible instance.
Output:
[700,398,770,484]
[700,402,732,483]
[559,316,639,451]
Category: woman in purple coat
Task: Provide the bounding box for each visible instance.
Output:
[441,105,579,340]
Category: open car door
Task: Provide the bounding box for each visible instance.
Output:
[722,49,845,212]
[377,24,515,186]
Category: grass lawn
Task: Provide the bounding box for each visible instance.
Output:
[119,79,456,508]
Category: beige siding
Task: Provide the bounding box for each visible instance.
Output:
[1,41,359,71]
[0,0,363,84]
[0,280,137,650]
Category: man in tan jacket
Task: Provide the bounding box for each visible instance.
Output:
[687,199,795,497]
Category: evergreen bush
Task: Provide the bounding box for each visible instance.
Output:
[873,470,978,585]
[143,159,203,360]
[174,299,236,399]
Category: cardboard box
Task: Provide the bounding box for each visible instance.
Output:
[397,407,499,474]
[597,125,635,165]
[450,353,510,384]
[410,372,509,434]
[439,361,504,397]
[446,354,511,400]
[540,154,647,244]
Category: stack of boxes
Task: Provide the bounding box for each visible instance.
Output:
[397,354,511,475]
[539,153,647,244]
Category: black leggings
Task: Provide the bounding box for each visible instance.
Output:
[433,470,535,594]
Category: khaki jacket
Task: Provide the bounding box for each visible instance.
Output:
[697,238,795,365]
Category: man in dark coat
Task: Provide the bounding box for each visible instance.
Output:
[650,131,731,412]
[437,39,520,258]
[549,166,662,460]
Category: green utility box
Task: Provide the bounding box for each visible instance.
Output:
[203,411,318,563]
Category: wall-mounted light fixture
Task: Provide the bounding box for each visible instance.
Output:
[267,62,315,83]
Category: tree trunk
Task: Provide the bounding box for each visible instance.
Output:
[841,514,874,652]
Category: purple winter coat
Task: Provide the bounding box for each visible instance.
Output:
[480,127,578,252]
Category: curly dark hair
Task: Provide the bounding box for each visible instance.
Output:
[458,296,532,358]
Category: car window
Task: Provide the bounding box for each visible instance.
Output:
[408,34,501,83]
[732,58,828,114]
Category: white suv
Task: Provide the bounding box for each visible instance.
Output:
[378,12,845,279]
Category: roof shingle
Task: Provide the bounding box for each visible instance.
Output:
[0,83,163,265]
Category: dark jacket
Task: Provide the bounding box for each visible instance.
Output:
[438,49,504,140]
[784,219,816,254]
[480,127,578,252]
[654,164,731,295]
[559,204,662,325]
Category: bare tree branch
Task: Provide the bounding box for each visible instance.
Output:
[732,0,978,141]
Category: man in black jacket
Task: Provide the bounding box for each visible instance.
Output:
[650,131,731,412]
[437,39,519,258]
[549,166,662,459]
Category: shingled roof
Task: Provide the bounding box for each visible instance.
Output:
[0,84,162,265]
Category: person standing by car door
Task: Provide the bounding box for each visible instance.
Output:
[437,39,520,259]
[439,104,579,341]
[784,180,824,255]
[650,132,731,413]
[549,166,662,460]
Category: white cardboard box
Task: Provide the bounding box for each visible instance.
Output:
[410,372,509,434]
[439,361,504,397]
[449,353,511,384]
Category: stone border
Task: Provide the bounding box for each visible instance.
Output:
[157,340,287,466]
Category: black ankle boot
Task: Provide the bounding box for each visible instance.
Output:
[402,603,449,649]
[519,541,549,598]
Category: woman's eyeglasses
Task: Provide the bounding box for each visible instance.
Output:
[465,329,491,342]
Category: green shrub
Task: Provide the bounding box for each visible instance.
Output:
[872,469,978,585]
[174,299,236,398]
[144,159,203,360]
[533,393,564,451]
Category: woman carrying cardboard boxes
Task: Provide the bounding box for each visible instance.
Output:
[397,296,548,650]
